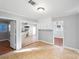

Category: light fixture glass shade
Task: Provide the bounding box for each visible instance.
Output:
[37,7,45,12]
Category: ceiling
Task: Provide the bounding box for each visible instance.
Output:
[0,0,79,20]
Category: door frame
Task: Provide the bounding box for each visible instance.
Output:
[0,17,17,49]
[53,20,64,47]
[20,20,38,48]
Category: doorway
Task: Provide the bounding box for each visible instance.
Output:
[21,22,37,48]
[0,18,16,55]
[53,21,64,46]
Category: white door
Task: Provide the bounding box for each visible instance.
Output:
[32,25,37,40]
[10,21,16,49]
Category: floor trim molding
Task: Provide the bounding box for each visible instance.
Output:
[38,40,53,45]
[36,40,79,53]
[0,39,9,41]
[64,46,79,53]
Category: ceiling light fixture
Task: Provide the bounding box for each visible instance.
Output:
[37,7,45,11]
[28,0,45,12]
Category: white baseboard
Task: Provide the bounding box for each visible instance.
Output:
[34,40,79,53]
[64,46,79,53]
[0,39,9,41]
[38,40,53,45]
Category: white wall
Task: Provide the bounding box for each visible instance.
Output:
[0,0,3,9]
[38,17,64,44]
[0,11,37,50]
[38,29,53,43]
[54,13,79,49]
[38,13,79,50]
[38,18,53,29]
[63,15,77,49]
[38,18,53,43]
[77,15,79,49]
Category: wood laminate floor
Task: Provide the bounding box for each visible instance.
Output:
[0,41,79,59]
[0,40,14,55]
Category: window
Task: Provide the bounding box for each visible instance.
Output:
[0,23,8,32]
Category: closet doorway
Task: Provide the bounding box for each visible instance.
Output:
[53,21,64,46]
[21,22,37,48]
[0,18,16,55]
